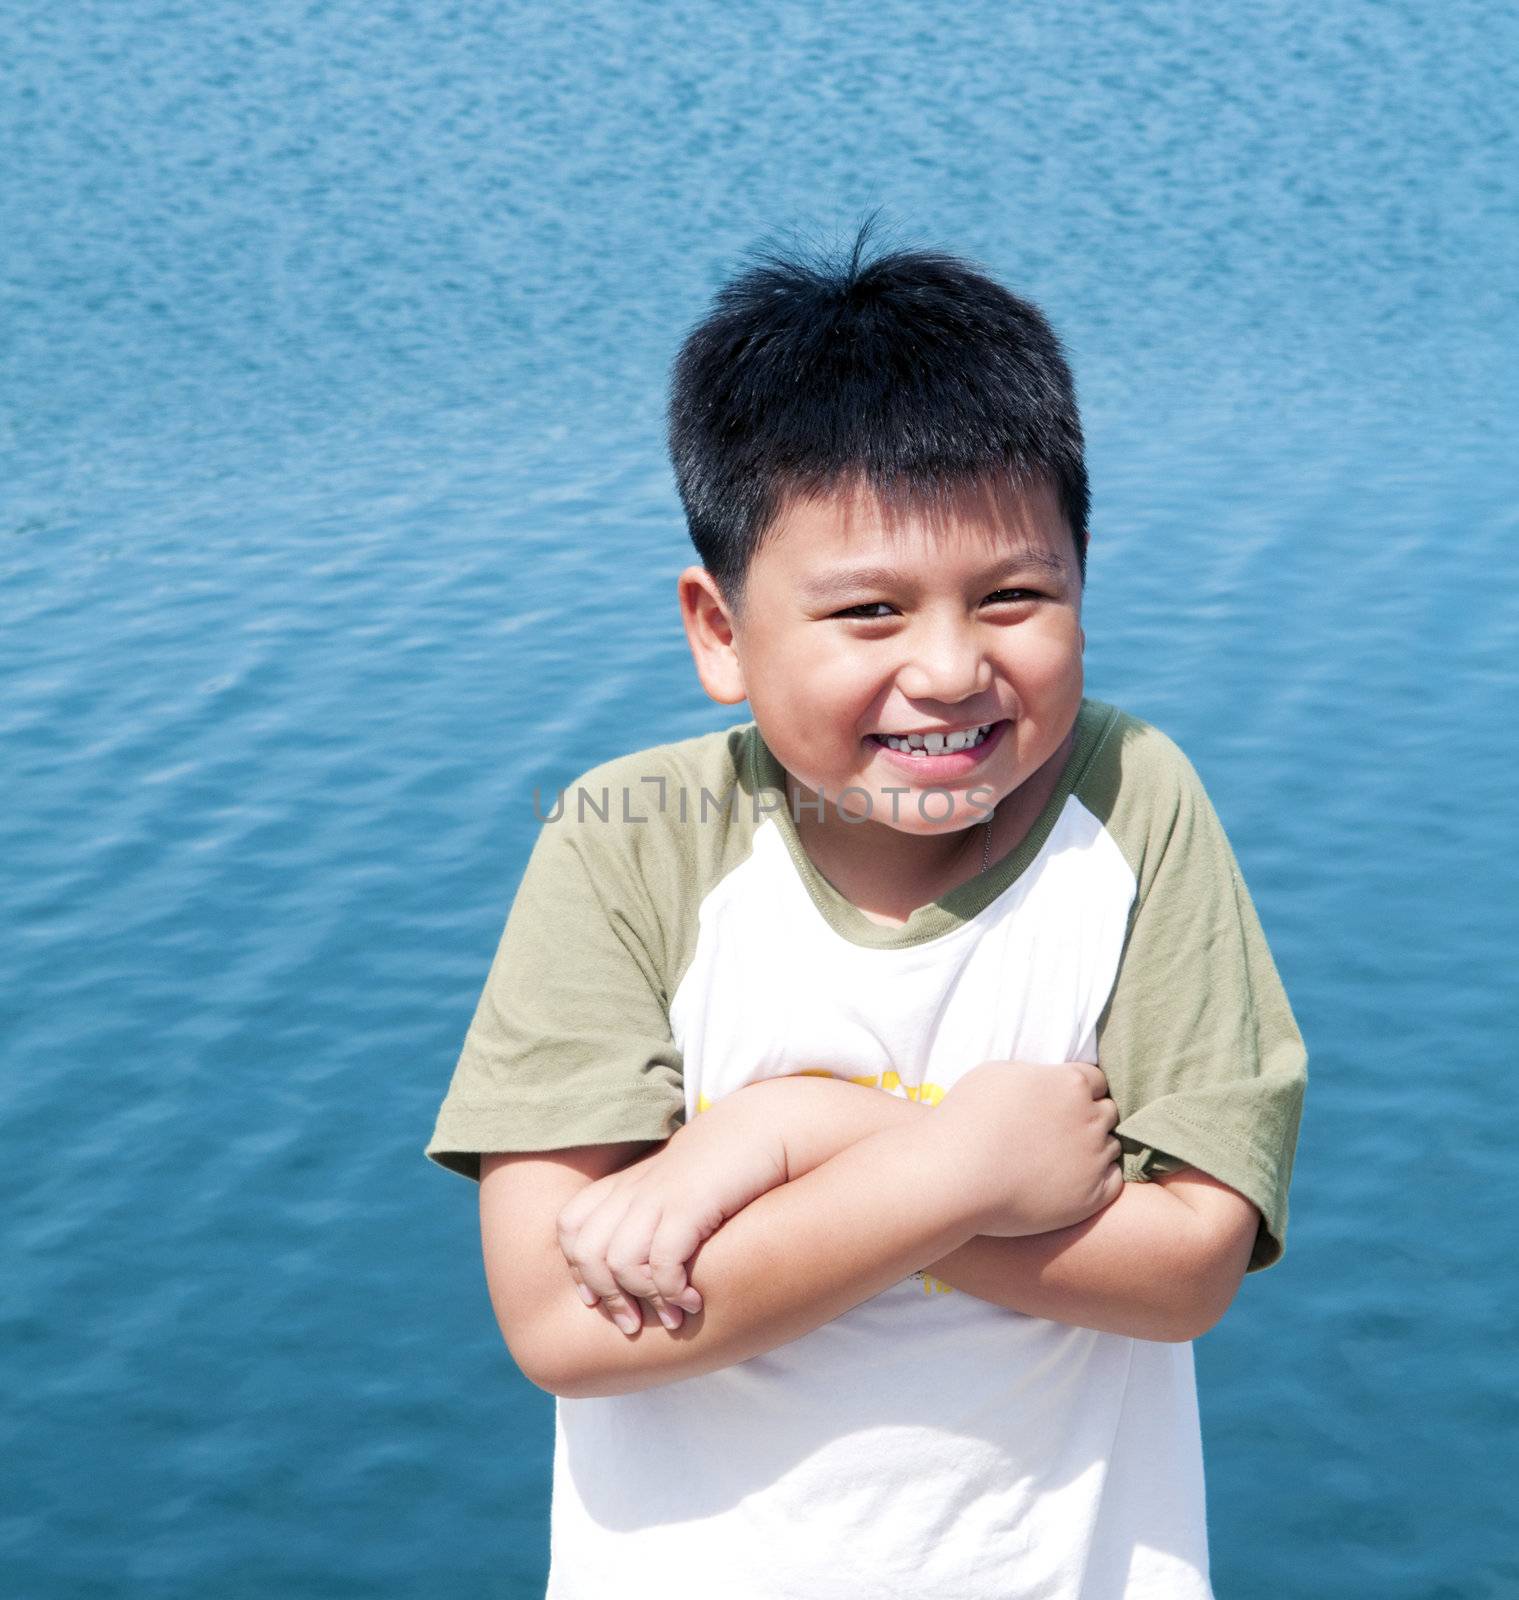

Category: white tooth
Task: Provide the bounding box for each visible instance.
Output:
[906,733,927,749]
[925,733,946,755]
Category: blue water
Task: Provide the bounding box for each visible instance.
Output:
[4,2,1516,1595]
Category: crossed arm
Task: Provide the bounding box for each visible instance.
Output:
[480,1074,1262,1398]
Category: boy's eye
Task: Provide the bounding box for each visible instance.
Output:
[830,589,1044,621]
[832,601,896,619]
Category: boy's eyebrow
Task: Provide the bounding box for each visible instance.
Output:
[798,551,1069,603]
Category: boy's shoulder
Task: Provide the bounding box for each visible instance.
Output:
[550,721,764,852]
[560,721,758,812]
[1071,699,1222,882]
[537,720,767,907]
[1077,698,1207,795]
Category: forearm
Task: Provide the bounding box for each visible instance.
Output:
[924,1183,1209,1340]
[531,1116,981,1399]
[748,1077,1213,1342]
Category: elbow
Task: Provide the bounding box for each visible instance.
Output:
[1166,1269,1244,1344]
[526,1355,668,1402]
[502,1318,600,1399]
[523,1336,606,1399]
[1135,1265,1238,1345]
[1160,1307,1217,1345]
[1135,1304,1208,1344]
[483,1263,631,1396]
[488,1299,584,1398]
[498,1326,564,1397]
[505,1314,667,1400]
[522,1359,594,1400]
[516,1351,579,1399]
[1154,1196,1257,1343]
[508,1342,599,1400]
[543,1365,628,1401]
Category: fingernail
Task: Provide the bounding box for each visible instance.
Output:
[575,1283,597,1307]
[657,1306,680,1330]
[615,1310,639,1335]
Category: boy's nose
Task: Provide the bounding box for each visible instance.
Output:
[894,625,994,704]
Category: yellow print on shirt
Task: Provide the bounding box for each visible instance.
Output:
[694,1069,948,1117]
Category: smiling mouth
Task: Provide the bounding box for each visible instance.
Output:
[866,720,1004,757]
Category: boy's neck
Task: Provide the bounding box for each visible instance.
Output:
[785,727,1077,927]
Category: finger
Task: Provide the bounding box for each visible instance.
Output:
[565,1264,599,1309]
[599,1292,645,1337]
[646,1216,705,1308]
[567,1197,631,1310]
[601,1216,685,1331]
[612,1272,684,1331]
[1107,1135,1123,1162]
[653,1301,685,1331]
[1099,1097,1120,1132]
[1072,1060,1109,1098]
[630,1286,683,1332]
[641,1267,690,1327]
[605,1209,686,1330]
[603,1198,664,1290]
[603,1240,662,1306]
[557,1169,629,1236]
[556,1189,597,1237]
[556,1188,604,1266]
[578,1245,646,1336]
[559,1197,648,1337]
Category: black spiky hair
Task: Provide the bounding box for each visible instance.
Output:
[666,215,1090,611]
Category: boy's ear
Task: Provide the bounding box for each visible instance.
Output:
[677,566,747,705]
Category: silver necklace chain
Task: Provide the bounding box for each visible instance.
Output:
[981,812,994,872]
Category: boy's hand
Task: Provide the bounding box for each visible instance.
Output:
[555,1093,791,1337]
[931,1058,1124,1237]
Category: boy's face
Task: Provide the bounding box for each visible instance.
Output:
[679,474,1085,849]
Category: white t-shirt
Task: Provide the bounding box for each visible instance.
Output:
[427,698,1307,1599]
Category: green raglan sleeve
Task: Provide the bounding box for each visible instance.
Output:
[1096,726,1308,1272]
[424,794,687,1183]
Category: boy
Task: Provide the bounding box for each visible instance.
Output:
[425,227,1307,1599]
